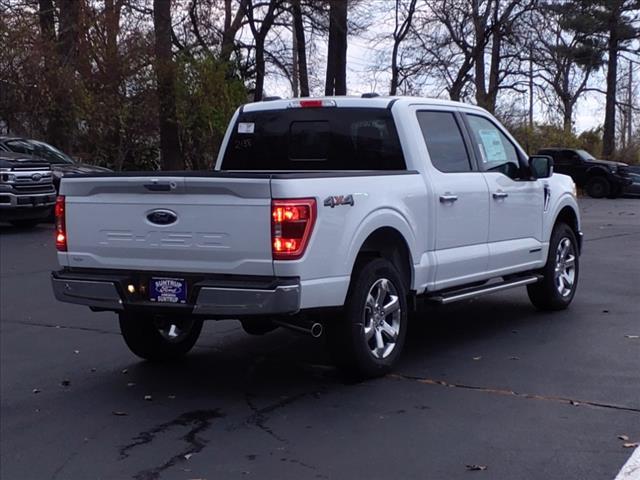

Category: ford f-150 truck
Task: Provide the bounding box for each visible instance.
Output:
[51,96,582,377]
[0,151,57,227]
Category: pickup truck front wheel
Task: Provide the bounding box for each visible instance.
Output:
[328,258,408,378]
[585,176,610,198]
[527,223,579,311]
[119,313,203,361]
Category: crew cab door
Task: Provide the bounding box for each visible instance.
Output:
[463,114,544,273]
[416,110,490,289]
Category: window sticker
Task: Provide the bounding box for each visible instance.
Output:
[237,122,255,134]
[477,129,506,163]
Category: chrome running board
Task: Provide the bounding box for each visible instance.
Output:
[428,275,542,305]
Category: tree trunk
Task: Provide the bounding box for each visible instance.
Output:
[325,0,347,95]
[472,3,488,110]
[105,0,124,170]
[562,99,573,133]
[38,0,56,45]
[390,39,400,95]
[221,0,247,74]
[485,27,502,114]
[253,37,266,101]
[602,9,619,158]
[292,0,309,97]
[153,0,183,170]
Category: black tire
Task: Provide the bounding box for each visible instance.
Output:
[119,312,203,361]
[240,318,278,335]
[10,219,40,228]
[527,223,579,311]
[606,184,622,199]
[585,176,610,198]
[327,258,408,378]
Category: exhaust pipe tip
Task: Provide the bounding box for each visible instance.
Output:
[310,322,323,338]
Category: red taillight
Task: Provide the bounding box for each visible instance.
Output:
[55,195,67,251]
[271,198,316,260]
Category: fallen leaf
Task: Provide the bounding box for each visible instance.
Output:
[473,356,482,361]
[73,350,80,354]
[32,388,41,394]
[184,453,193,460]
[112,411,128,416]
[60,380,71,387]
[623,443,639,448]
[618,435,630,441]
[144,395,152,401]
[466,464,488,471]
[121,369,128,374]
[570,400,580,406]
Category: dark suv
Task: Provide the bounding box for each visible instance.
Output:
[537,148,632,198]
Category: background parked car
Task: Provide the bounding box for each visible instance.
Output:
[0,137,111,191]
[537,147,632,199]
[623,166,640,197]
[0,151,57,227]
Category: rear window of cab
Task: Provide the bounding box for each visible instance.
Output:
[221,107,406,170]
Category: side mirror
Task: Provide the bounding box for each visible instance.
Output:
[529,155,553,179]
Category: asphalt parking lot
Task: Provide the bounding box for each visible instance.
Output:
[1,197,639,480]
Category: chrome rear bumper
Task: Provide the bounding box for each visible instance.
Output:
[51,271,300,317]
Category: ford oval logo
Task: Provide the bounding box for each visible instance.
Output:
[147,209,178,226]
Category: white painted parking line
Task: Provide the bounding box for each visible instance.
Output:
[615,447,640,480]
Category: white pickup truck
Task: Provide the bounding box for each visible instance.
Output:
[51,96,582,377]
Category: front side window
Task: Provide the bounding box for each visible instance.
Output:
[465,115,521,179]
[417,111,471,173]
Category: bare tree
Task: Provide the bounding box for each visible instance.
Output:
[246,0,281,101]
[530,5,604,132]
[390,0,417,95]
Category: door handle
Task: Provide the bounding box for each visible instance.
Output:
[439,194,458,203]
[492,191,508,199]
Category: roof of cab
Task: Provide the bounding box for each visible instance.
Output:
[241,96,488,113]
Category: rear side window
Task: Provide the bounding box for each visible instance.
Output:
[221,107,405,170]
[417,111,471,173]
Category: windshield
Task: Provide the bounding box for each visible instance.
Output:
[577,149,596,161]
[221,107,406,171]
[5,139,75,164]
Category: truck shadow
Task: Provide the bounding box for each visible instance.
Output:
[106,295,551,399]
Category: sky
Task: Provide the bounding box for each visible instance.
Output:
[263,17,640,135]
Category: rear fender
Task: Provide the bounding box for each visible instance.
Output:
[346,208,418,288]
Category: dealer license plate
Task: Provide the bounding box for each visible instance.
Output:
[149,277,187,304]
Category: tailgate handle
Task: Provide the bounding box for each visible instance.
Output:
[144,183,172,192]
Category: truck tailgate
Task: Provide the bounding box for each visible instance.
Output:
[59,175,274,275]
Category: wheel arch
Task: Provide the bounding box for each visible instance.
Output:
[585,166,610,179]
[552,205,581,254]
[353,227,413,290]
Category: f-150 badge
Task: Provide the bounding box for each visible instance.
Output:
[324,195,355,208]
